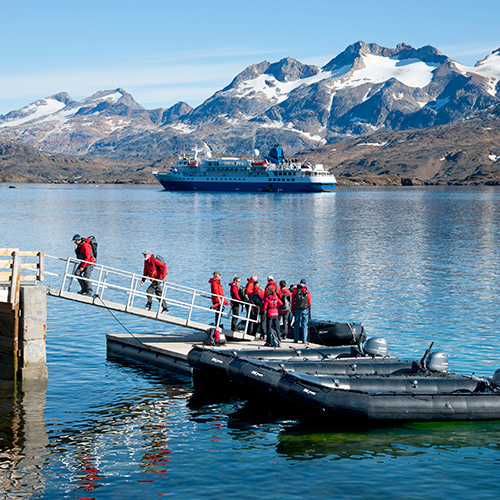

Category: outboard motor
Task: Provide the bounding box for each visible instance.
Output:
[363,337,388,357]
[491,369,500,387]
[425,351,449,373]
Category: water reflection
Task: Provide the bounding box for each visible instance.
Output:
[276,419,500,461]
[0,380,49,498]
[218,389,500,461]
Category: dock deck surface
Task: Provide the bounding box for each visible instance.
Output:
[106,332,318,375]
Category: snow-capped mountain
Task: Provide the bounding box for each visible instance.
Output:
[0,89,192,155]
[1,41,499,159]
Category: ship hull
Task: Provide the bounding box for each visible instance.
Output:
[155,176,336,193]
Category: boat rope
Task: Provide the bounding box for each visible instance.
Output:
[94,294,149,347]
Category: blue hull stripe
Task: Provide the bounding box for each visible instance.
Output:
[157,180,336,193]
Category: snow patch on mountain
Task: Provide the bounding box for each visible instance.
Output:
[0,97,66,128]
[234,70,335,103]
[338,55,440,89]
[454,50,500,96]
[260,120,325,143]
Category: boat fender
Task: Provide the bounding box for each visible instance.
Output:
[363,337,389,357]
[425,351,449,373]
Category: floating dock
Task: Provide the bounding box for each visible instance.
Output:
[106,332,317,375]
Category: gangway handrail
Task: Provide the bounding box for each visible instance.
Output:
[43,254,259,335]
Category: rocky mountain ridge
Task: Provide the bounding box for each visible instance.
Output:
[0,41,499,161]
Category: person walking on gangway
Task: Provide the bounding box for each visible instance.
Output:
[140,251,168,313]
[72,234,96,296]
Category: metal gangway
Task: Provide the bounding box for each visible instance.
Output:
[43,255,258,339]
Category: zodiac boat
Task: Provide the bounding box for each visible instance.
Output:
[276,349,500,421]
[187,337,391,385]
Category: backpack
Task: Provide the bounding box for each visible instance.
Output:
[280,293,291,313]
[239,287,249,303]
[265,329,281,347]
[87,236,98,259]
[204,327,227,346]
[156,254,166,264]
[250,292,263,309]
[295,288,309,309]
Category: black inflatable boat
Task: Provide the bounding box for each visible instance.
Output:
[276,351,500,421]
[227,356,414,394]
[187,337,392,385]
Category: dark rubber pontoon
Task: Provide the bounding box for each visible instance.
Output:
[276,350,500,421]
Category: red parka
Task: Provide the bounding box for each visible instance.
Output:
[75,239,96,269]
[264,280,280,296]
[209,276,229,307]
[229,281,241,304]
[263,293,283,318]
[245,277,256,296]
[141,255,167,283]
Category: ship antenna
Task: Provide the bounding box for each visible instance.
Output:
[192,146,203,161]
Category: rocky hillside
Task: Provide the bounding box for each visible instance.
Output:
[1,41,499,161]
[304,104,500,185]
[0,137,157,183]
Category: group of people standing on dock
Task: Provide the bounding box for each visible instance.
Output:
[70,235,311,344]
[209,272,312,344]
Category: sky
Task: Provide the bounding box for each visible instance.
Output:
[0,0,499,115]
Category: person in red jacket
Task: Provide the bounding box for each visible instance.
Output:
[278,280,292,339]
[228,276,242,331]
[263,288,283,345]
[72,234,96,296]
[292,279,311,343]
[209,271,229,327]
[245,275,257,296]
[250,281,265,338]
[264,276,280,296]
[140,251,168,312]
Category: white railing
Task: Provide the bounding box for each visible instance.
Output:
[43,255,258,334]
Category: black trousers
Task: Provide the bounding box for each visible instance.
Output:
[76,264,94,294]
[266,315,280,342]
[231,303,240,331]
[146,280,168,309]
[213,303,224,327]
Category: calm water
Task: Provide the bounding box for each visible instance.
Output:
[1,183,500,499]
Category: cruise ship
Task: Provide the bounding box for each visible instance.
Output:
[153,146,336,192]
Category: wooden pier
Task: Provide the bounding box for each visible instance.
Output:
[0,249,47,383]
